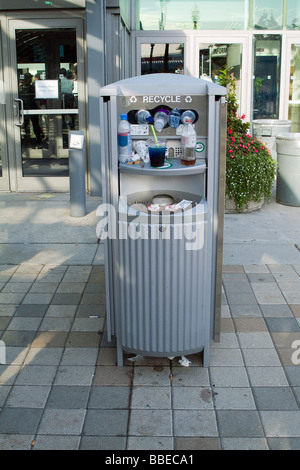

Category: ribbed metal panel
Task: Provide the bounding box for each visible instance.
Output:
[117,220,207,357]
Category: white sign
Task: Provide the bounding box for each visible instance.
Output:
[69,133,84,150]
[35,80,59,99]
[0,340,5,364]
[143,95,181,104]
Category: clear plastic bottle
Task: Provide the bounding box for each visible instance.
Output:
[117,114,132,163]
[168,108,181,128]
[135,109,154,124]
[181,119,196,166]
[154,109,170,132]
[181,110,196,124]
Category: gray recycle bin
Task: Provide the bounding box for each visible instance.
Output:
[117,190,209,362]
[253,119,292,161]
[276,133,300,206]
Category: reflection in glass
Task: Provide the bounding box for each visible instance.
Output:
[253,0,284,29]
[136,0,247,30]
[252,35,281,120]
[199,43,242,111]
[288,45,300,132]
[21,113,79,176]
[287,0,300,29]
[141,43,184,75]
[16,28,78,177]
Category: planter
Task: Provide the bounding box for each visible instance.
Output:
[225,195,264,214]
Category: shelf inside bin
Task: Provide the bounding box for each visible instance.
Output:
[119,158,206,176]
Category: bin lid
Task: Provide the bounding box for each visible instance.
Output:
[253,119,292,126]
[99,73,226,97]
[276,132,300,142]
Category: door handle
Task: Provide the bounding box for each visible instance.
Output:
[14,98,24,126]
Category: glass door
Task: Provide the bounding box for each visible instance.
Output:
[0,23,9,190]
[136,35,188,76]
[288,42,300,132]
[9,18,84,191]
[195,35,249,119]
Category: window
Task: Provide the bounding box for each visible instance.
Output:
[253,0,284,29]
[141,43,184,75]
[136,0,248,31]
[287,0,300,29]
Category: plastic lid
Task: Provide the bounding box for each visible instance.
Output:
[276,132,300,141]
[120,114,127,119]
[154,120,164,131]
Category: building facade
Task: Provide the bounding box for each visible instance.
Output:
[0,0,299,195]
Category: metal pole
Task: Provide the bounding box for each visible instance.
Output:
[69,131,86,217]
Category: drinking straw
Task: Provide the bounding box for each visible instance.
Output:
[151,125,160,147]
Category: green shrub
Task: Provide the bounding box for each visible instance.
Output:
[219,68,276,212]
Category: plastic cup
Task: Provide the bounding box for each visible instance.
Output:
[148,138,167,167]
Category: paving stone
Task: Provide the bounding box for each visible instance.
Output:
[267,437,300,450]
[129,409,172,436]
[210,366,250,387]
[260,411,300,437]
[221,438,269,450]
[284,366,300,386]
[54,365,95,386]
[15,304,48,317]
[15,365,57,386]
[24,348,63,365]
[172,386,213,409]
[79,436,126,450]
[131,386,171,410]
[242,348,281,366]
[237,332,274,348]
[0,434,34,450]
[213,387,256,410]
[51,293,82,305]
[31,331,68,348]
[173,409,218,437]
[217,410,264,437]
[230,304,262,317]
[88,386,131,409]
[253,387,299,410]
[83,409,128,436]
[127,436,174,450]
[260,304,294,317]
[38,409,86,435]
[133,366,171,386]
[65,331,101,348]
[29,282,59,294]
[60,347,98,366]
[175,437,221,450]
[247,366,289,387]
[33,435,80,450]
[7,317,42,331]
[6,385,51,408]
[265,317,300,332]
[93,365,133,386]
[39,317,73,332]
[45,304,77,318]
[1,330,37,347]
[2,282,32,293]
[0,407,43,434]
[0,386,11,406]
[46,385,90,409]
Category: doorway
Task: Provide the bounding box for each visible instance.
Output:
[5,17,85,191]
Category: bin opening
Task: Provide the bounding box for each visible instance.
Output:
[125,190,202,214]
